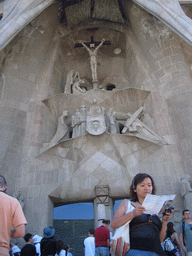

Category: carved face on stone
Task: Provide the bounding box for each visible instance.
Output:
[91,120,100,131]
[76,110,80,117]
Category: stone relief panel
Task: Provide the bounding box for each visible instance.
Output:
[39,85,168,157]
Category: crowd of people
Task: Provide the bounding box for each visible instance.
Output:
[9,227,73,256]
[1,174,192,256]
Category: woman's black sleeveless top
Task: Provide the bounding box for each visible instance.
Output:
[129,214,165,255]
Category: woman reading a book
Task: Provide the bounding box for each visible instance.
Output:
[111,173,174,256]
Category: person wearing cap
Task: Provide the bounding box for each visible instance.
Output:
[33,235,42,256]
[40,227,57,256]
[0,175,27,256]
[94,219,110,256]
[20,233,37,256]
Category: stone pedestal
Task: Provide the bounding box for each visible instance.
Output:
[93,81,98,90]
[94,185,114,230]
[93,197,114,230]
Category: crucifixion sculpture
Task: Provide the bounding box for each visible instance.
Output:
[79,38,105,83]
[75,36,110,88]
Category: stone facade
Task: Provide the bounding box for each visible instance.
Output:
[0,0,192,238]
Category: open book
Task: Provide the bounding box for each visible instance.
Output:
[142,194,176,215]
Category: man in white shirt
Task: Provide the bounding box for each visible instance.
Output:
[84,228,95,256]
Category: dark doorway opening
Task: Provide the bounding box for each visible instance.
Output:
[53,202,94,256]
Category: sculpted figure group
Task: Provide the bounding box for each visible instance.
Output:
[42,99,167,149]
[64,70,87,95]
[71,105,87,138]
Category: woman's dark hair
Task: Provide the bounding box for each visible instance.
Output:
[56,240,64,255]
[130,173,156,202]
[166,222,175,238]
[64,245,70,256]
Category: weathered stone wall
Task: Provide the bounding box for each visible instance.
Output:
[0,4,59,234]
[0,1,192,236]
[127,1,192,177]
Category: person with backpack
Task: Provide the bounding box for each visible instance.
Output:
[40,227,57,256]
[179,210,192,255]
[163,222,181,256]
[20,233,38,256]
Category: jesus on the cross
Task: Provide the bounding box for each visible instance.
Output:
[78,38,105,83]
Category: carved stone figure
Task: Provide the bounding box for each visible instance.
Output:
[104,106,167,145]
[64,71,87,95]
[122,107,144,133]
[64,70,74,94]
[71,109,81,138]
[79,39,105,82]
[75,109,81,137]
[180,174,192,213]
[180,174,192,197]
[71,114,77,138]
[122,111,166,145]
[106,108,119,134]
[72,72,87,95]
[86,99,106,135]
[79,105,87,136]
[49,110,69,145]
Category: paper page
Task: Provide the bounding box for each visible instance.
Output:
[142,194,176,215]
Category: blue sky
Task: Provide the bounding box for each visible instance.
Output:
[54,200,122,219]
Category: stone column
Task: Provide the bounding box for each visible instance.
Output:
[94,185,114,230]
[93,81,99,90]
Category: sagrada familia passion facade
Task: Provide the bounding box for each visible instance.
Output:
[1,0,192,243]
